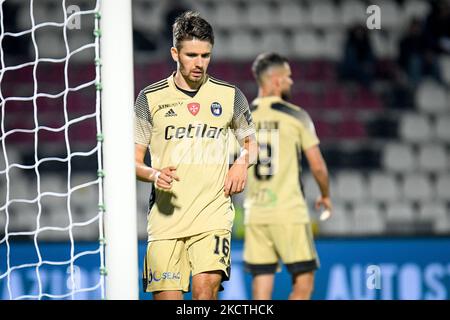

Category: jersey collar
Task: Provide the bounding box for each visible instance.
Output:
[169,72,209,98]
[252,95,283,106]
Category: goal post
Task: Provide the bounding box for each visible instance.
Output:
[0,0,139,300]
[100,0,139,300]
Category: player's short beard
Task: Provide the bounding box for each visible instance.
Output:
[190,70,204,83]
[179,63,204,86]
[281,89,291,101]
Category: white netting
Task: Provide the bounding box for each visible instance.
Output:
[0,0,105,299]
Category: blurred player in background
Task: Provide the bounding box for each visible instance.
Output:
[134,11,257,300]
[243,52,332,300]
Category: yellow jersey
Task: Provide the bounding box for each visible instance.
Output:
[244,96,319,225]
[135,73,255,241]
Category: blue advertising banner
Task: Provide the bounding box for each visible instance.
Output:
[1,238,450,300]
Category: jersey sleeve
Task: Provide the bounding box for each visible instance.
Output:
[298,109,319,150]
[134,90,153,146]
[231,87,256,141]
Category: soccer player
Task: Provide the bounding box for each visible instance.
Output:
[134,11,257,300]
[243,52,332,300]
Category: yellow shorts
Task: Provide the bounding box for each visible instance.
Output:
[142,229,231,293]
[243,223,319,275]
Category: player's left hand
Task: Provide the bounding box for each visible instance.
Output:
[315,196,333,218]
[224,163,248,197]
[315,195,332,211]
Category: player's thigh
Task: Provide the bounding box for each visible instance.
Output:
[244,225,279,275]
[269,223,320,274]
[142,238,190,293]
[187,230,232,281]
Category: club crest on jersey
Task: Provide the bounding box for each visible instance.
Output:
[187,102,200,116]
[210,102,222,116]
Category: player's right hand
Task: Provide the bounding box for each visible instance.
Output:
[155,166,180,190]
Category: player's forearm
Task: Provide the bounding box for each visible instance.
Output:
[234,135,258,168]
[246,137,258,167]
[135,162,159,183]
[312,166,330,198]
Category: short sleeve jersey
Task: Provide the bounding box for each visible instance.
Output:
[135,74,255,241]
[244,96,319,225]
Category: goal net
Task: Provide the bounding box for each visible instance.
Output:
[0,0,106,299]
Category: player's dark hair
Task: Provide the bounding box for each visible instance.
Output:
[252,52,289,83]
[172,11,214,50]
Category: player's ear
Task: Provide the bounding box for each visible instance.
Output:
[170,47,179,63]
[272,74,281,89]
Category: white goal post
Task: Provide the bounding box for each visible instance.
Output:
[0,0,139,299]
[101,0,138,300]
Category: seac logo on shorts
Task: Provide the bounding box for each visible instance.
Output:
[210,102,222,117]
[148,269,181,284]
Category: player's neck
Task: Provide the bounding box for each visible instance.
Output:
[174,71,204,91]
[258,87,281,99]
